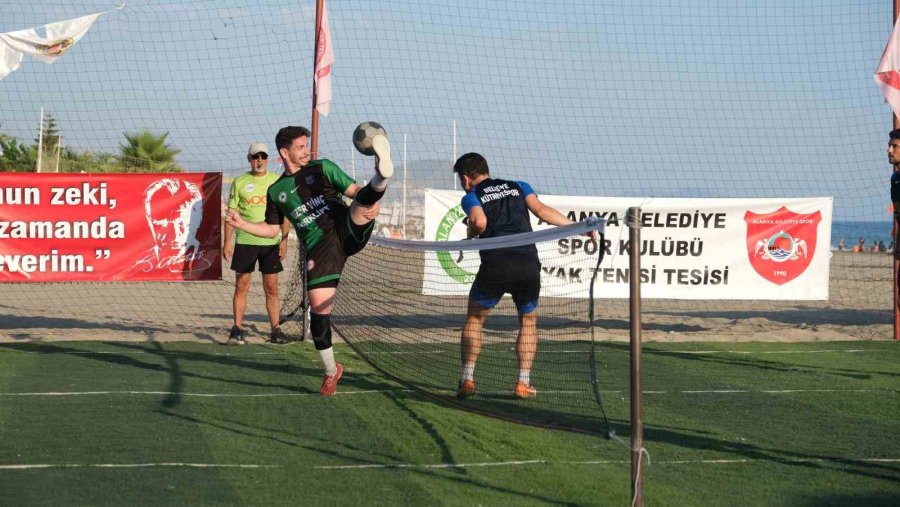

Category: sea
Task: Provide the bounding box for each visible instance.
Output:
[831,221,893,250]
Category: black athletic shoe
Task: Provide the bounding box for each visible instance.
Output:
[226,326,245,346]
[269,327,290,344]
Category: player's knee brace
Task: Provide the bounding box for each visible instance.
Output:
[354,184,384,206]
[310,312,332,351]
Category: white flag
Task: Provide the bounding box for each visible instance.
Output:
[314,1,334,116]
[876,16,900,118]
[0,12,104,81]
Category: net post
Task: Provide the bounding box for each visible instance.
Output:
[626,206,644,506]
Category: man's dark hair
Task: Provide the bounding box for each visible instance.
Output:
[890,129,900,141]
[275,126,311,152]
[453,152,489,178]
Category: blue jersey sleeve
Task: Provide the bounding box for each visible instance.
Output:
[517,180,536,197]
[461,191,480,214]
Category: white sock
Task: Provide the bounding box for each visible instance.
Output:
[518,370,530,385]
[319,347,337,377]
[461,363,476,382]
[369,174,388,192]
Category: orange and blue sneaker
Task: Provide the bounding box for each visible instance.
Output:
[319,363,344,397]
[514,381,537,399]
[456,379,476,399]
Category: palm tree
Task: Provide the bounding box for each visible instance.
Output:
[119,131,182,172]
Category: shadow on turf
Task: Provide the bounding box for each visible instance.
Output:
[349,342,900,485]
[157,397,592,506]
[632,343,900,380]
[0,313,230,343]
[0,341,331,401]
[0,313,169,335]
[797,492,900,507]
[641,420,900,484]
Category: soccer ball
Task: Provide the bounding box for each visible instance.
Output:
[352,121,388,156]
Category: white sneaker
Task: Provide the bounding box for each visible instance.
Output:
[371,134,394,179]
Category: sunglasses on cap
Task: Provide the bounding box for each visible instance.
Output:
[250,153,268,160]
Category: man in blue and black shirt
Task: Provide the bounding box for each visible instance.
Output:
[452,152,594,400]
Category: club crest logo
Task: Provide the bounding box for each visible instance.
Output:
[278,191,287,203]
[435,206,476,284]
[35,37,74,56]
[305,175,315,185]
[244,183,255,192]
[744,206,821,285]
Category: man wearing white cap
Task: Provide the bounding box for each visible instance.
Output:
[223,143,290,345]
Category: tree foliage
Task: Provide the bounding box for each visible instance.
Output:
[1,138,37,172]
[119,131,183,172]
[34,113,61,155]
[1,127,183,173]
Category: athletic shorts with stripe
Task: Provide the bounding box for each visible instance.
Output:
[470,255,541,314]
[306,207,375,289]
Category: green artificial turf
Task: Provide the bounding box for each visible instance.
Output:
[0,340,897,506]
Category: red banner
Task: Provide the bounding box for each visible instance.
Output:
[0,173,222,282]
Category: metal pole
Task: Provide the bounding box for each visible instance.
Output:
[403,133,408,239]
[36,107,44,173]
[452,119,457,190]
[54,136,62,173]
[894,0,900,341]
[627,206,644,507]
[309,0,325,159]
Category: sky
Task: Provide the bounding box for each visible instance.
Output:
[0,0,895,221]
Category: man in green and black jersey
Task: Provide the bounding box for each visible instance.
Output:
[226,125,393,396]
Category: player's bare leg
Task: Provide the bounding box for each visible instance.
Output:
[262,273,280,331]
[514,311,538,398]
[227,273,251,345]
[263,273,288,343]
[458,299,489,398]
[233,273,251,329]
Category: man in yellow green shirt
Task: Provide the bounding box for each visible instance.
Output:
[223,143,290,345]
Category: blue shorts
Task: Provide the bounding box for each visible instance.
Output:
[469,258,541,314]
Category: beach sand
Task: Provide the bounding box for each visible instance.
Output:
[0,247,894,344]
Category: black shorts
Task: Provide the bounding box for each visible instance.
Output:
[470,257,541,314]
[231,243,284,274]
[306,207,375,289]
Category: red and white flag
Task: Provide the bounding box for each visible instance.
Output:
[876,17,900,118]
[314,1,334,116]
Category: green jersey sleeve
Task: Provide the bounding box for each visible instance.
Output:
[320,159,355,194]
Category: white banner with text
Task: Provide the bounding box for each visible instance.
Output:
[423,189,832,300]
